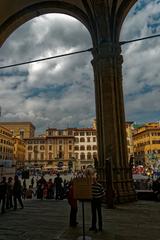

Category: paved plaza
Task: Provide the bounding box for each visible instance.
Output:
[0,199,160,240]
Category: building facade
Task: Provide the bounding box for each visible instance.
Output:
[24,129,76,171]
[0,125,15,177]
[13,137,26,169]
[125,122,134,160]
[0,122,35,139]
[74,128,97,170]
[24,127,97,171]
[133,122,160,165]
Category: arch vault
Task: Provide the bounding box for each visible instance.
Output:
[0,0,138,204]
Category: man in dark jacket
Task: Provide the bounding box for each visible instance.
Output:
[13,175,24,210]
[54,173,63,200]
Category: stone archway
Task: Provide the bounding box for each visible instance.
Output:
[0,0,138,204]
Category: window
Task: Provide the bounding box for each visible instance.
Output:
[74,146,79,151]
[49,145,52,151]
[75,138,79,143]
[40,145,44,150]
[68,130,73,135]
[80,132,85,136]
[80,153,85,160]
[93,137,96,142]
[34,146,38,151]
[87,145,91,150]
[87,153,92,160]
[80,145,85,151]
[93,145,97,150]
[28,146,32,150]
[59,145,62,151]
[80,137,85,142]
[58,131,63,136]
[86,132,91,136]
[87,137,90,142]
[69,145,72,150]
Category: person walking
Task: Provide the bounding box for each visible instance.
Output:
[13,175,24,210]
[89,174,104,232]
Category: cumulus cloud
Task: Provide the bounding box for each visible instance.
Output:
[0,14,94,132]
[121,0,160,123]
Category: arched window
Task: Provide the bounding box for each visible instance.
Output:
[75,138,79,143]
[74,146,79,150]
[87,145,91,150]
[80,145,85,150]
[87,152,92,160]
[80,137,85,142]
[93,145,97,150]
[80,153,85,160]
[93,152,97,158]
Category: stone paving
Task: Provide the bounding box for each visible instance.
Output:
[0,199,160,240]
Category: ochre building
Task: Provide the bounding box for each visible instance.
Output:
[133,122,160,165]
[0,125,15,177]
[13,136,26,169]
[0,122,35,139]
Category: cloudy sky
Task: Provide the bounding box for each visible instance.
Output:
[0,0,160,133]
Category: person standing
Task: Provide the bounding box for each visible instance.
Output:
[13,175,24,210]
[0,177,7,214]
[6,177,13,209]
[54,173,63,200]
[31,177,34,188]
[67,181,78,227]
[89,174,104,232]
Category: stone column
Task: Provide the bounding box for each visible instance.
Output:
[92,42,136,204]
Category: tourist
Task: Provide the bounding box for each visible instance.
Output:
[67,181,78,227]
[6,177,13,209]
[36,176,46,199]
[47,179,54,199]
[89,174,104,232]
[152,177,160,201]
[31,177,34,188]
[0,177,7,214]
[54,173,63,200]
[13,175,24,210]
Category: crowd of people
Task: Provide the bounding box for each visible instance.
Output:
[0,171,105,233]
[0,175,24,214]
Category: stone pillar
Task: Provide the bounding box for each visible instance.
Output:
[92,42,136,204]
